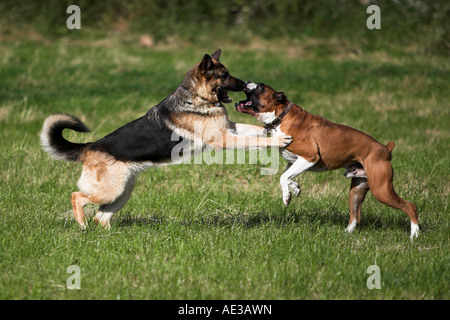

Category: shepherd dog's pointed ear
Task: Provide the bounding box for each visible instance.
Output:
[274,92,287,103]
[211,49,221,61]
[199,54,214,73]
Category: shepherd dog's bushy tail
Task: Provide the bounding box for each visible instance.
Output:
[40,114,91,161]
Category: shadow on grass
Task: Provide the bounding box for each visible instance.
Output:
[115,208,414,234]
[118,214,166,228]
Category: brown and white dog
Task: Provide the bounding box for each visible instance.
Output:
[236,82,420,239]
[40,50,291,230]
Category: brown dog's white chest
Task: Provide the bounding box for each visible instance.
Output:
[269,122,327,172]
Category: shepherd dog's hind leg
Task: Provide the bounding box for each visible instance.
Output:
[75,154,136,230]
[71,192,91,230]
[93,179,135,229]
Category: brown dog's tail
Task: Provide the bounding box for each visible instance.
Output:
[385,141,395,160]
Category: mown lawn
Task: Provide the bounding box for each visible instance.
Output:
[0,35,448,299]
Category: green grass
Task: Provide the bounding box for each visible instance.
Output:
[0,35,449,300]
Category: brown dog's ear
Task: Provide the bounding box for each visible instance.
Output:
[199,54,214,73]
[211,49,221,61]
[274,92,287,103]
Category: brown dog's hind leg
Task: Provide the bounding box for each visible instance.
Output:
[365,159,420,239]
[346,178,370,233]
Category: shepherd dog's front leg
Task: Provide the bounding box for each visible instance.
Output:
[229,122,266,136]
[212,131,292,150]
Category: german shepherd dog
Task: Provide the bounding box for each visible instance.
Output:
[41,50,292,229]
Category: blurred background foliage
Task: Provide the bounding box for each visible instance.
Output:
[0,0,448,53]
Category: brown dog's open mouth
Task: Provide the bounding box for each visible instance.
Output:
[235,99,259,116]
[235,99,253,112]
[235,81,258,113]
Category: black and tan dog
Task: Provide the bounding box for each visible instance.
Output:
[40,50,291,229]
[236,82,420,239]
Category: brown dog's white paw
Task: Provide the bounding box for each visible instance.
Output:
[410,223,420,240]
[282,190,291,206]
[345,220,357,233]
[289,181,301,197]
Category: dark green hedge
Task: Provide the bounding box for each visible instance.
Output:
[1,0,448,50]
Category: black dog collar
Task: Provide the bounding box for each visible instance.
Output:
[264,101,293,133]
